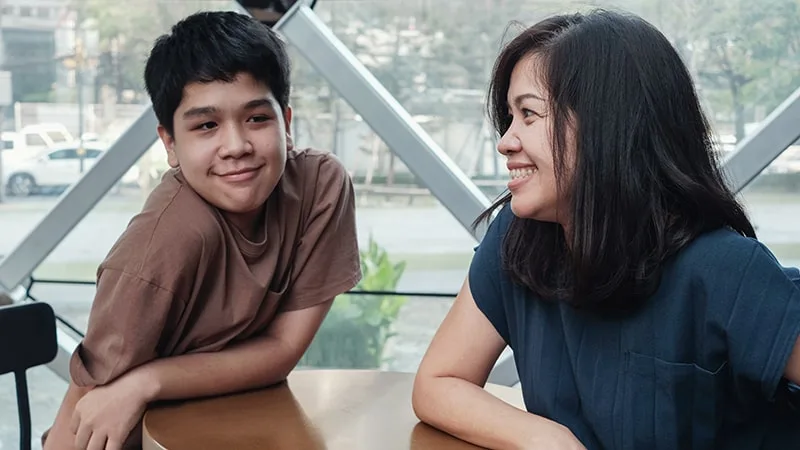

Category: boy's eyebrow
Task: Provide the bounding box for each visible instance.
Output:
[242,98,275,111]
[181,98,275,119]
[182,105,217,119]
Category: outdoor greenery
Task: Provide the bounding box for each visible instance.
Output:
[299,236,408,369]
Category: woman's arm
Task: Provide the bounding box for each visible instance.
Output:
[412,278,585,450]
[785,337,800,384]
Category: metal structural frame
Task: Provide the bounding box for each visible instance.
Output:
[721,86,800,192]
[0,0,798,387]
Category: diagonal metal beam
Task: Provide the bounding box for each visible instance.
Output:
[269,2,510,383]
[273,3,491,240]
[0,110,158,292]
[723,86,800,193]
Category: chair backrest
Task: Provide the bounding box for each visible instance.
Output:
[0,302,58,375]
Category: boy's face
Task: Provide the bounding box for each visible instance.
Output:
[157,72,292,221]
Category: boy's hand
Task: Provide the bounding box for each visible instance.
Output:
[70,373,150,450]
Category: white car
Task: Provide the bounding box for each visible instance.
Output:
[2,144,140,196]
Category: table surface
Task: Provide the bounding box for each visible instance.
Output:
[142,369,525,450]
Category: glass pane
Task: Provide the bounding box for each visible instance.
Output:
[5,0,795,444]
[739,142,800,268]
[299,293,455,372]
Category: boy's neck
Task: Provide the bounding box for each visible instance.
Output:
[224,205,266,242]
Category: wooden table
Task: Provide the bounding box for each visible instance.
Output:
[142,369,525,449]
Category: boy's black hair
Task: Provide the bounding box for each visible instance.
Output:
[144,11,292,136]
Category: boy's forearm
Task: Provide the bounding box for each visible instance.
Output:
[133,333,298,403]
[44,383,92,450]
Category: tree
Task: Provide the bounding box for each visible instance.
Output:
[81,0,230,102]
[639,0,800,141]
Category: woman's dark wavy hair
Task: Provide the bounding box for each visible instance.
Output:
[475,10,756,313]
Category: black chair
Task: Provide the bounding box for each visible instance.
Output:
[0,302,58,450]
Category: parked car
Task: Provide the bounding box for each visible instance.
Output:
[1,123,74,152]
[2,143,140,196]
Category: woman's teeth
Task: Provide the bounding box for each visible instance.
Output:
[510,168,536,180]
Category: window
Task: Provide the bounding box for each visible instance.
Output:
[25,134,47,147]
[48,149,79,160]
[85,149,103,159]
[46,131,70,144]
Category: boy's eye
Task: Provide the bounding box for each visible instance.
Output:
[195,121,217,131]
[249,115,270,123]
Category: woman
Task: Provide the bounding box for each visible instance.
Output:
[412,10,800,450]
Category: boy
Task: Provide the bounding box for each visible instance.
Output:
[44,11,361,449]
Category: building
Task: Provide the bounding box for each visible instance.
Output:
[0,0,70,106]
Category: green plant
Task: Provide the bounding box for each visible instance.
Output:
[299,236,407,369]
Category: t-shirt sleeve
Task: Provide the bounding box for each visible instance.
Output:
[468,206,513,344]
[726,242,800,400]
[282,153,361,312]
[70,268,184,387]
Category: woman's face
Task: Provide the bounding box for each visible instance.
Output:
[497,55,575,227]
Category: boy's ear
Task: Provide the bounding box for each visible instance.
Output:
[283,105,294,151]
[157,125,179,168]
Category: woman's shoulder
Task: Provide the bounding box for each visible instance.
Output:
[675,227,768,274]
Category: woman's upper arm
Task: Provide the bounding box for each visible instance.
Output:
[417,277,507,387]
[782,267,800,385]
[723,243,800,398]
[785,336,800,384]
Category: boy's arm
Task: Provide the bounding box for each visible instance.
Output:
[43,384,92,450]
[121,152,362,402]
[45,268,184,449]
[126,297,334,402]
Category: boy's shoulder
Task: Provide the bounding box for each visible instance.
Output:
[284,147,350,184]
[277,147,353,209]
[101,169,223,276]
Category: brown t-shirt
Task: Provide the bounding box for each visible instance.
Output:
[66,148,360,446]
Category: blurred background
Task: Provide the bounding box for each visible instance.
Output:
[0,0,798,446]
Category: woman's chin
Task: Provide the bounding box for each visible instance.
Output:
[509,196,536,219]
[509,197,557,223]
